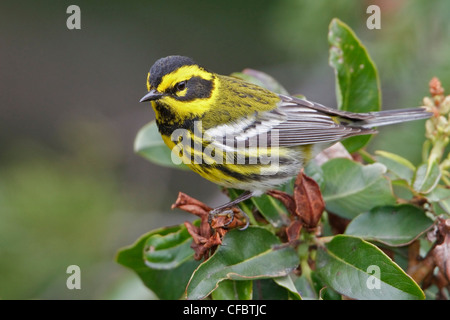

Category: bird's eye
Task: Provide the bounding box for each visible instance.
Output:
[176,81,186,91]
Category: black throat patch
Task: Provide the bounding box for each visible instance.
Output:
[154,101,198,137]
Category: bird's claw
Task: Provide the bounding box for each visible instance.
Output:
[208,207,250,230]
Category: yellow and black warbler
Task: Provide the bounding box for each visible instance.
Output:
[140,55,431,226]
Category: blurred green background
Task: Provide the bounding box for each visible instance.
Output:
[0,0,449,299]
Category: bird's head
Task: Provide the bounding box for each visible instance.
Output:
[140,56,217,119]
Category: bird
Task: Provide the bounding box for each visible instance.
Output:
[140,55,431,228]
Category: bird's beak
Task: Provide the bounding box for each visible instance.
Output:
[140,89,163,102]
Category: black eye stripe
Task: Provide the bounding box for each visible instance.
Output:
[175,76,213,101]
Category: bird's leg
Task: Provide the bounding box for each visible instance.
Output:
[209,190,254,230]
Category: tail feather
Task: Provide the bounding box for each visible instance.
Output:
[359,107,432,128]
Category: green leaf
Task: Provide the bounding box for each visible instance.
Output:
[375,150,416,183]
[321,158,396,219]
[413,161,441,194]
[227,189,289,227]
[427,186,450,215]
[186,227,298,300]
[116,224,200,299]
[273,276,302,300]
[231,69,289,95]
[308,271,342,300]
[345,205,434,246]
[134,121,188,170]
[328,18,381,153]
[253,279,290,300]
[292,275,318,300]
[250,194,288,227]
[391,179,414,201]
[316,235,425,300]
[144,225,194,269]
[211,280,253,300]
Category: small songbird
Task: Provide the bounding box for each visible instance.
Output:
[140,55,431,227]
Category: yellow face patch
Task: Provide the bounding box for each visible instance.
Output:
[146,72,151,91]
[156,65,213,93]
[151,66,218,119]
[175,87,188,98]
[157,78,219,119]
[148,64,219,121]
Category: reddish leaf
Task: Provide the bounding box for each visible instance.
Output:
[172,192,246,260]
[294,171,325,229]
[266,189,296,216]
[286,220,303,243]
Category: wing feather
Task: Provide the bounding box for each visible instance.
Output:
[204,95,375,149]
